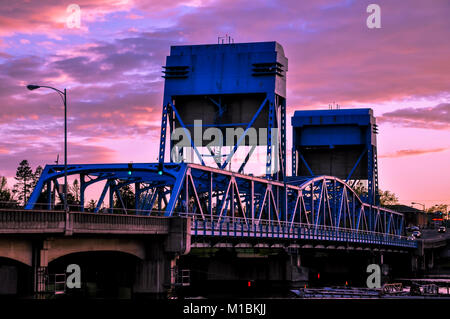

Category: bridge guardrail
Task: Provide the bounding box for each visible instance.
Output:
[0,209,171,235]
[0,209,66,233]
[182,213,417,248]
[70,212,170,234]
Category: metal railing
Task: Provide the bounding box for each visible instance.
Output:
[183,213,417,248]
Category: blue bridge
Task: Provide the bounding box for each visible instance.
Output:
[25,41,416,251]
[26,162,415,249]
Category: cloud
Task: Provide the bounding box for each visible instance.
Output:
[0,140,116,178]
[379,103,450,130]
[1,0,450,191]
[172,0,450,106]
[380,147,449,158]
[0,29,177,141]
[0,0,135,36]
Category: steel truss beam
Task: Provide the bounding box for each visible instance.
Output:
[159,94,286,180]
[26,162,415,248]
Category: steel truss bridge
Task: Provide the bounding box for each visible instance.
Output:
[26,162,416,249]
[24,42,416,250]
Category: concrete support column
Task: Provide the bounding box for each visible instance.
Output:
[427,250,434,269]
[286,253,308,287]
[133,240,174,298]
[411,255,418,272]
[32,239,50,296]
[134,218,190,298]
[420,254,426,271]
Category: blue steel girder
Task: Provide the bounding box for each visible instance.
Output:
[182,163,413,248]
[221,96,269,171]
[25,163,184,211]
[26,161,413,248]
[177,164,403,230]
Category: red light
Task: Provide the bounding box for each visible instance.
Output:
[317,273,320,279]
[345,281,348,286]
[248,281,251,287]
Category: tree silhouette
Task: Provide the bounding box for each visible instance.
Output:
[114,184,135,211]
[378,190,399,206]
[352,182,398,206]
[32,165,43,189]
[0,176,17,208]
[87,199,97,212]
[13,160,33,205]
[71,179,80,203]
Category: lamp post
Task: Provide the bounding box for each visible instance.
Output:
[27,85,68,213]
[411,202,425,212]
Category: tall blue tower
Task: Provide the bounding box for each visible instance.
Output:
[158,41,288,180]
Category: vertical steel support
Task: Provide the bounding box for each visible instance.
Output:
[373,149,380,205]
[266,95,275,179]
[46,181,52,210]
[366,123,379,206]
[231,178,235,220]
[109,180,115,213]
[283,184,288,223]
[209,172,213,219]
[135,182,140,213]
[158,103,169,166]
[250,180,255,223]
[168,105,175,162]
[185,169,189,214]
[292,146,297,177]
[80,174,85,212]
[280,97,286,181]
[311,182,315,226]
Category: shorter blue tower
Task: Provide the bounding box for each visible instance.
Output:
[291,108,379,205]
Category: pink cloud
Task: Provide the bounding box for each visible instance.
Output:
[0,0,136,36]
[380,147,448,158]
[379,103,450,130]
[125,13,143,20]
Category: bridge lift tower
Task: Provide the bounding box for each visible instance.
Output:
[158,41,288,180]
[291,109,380,205]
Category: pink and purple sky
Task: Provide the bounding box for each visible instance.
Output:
[0,0,449,207]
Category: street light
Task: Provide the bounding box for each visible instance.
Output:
[411,202,425,212]
[27,84,68,213]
